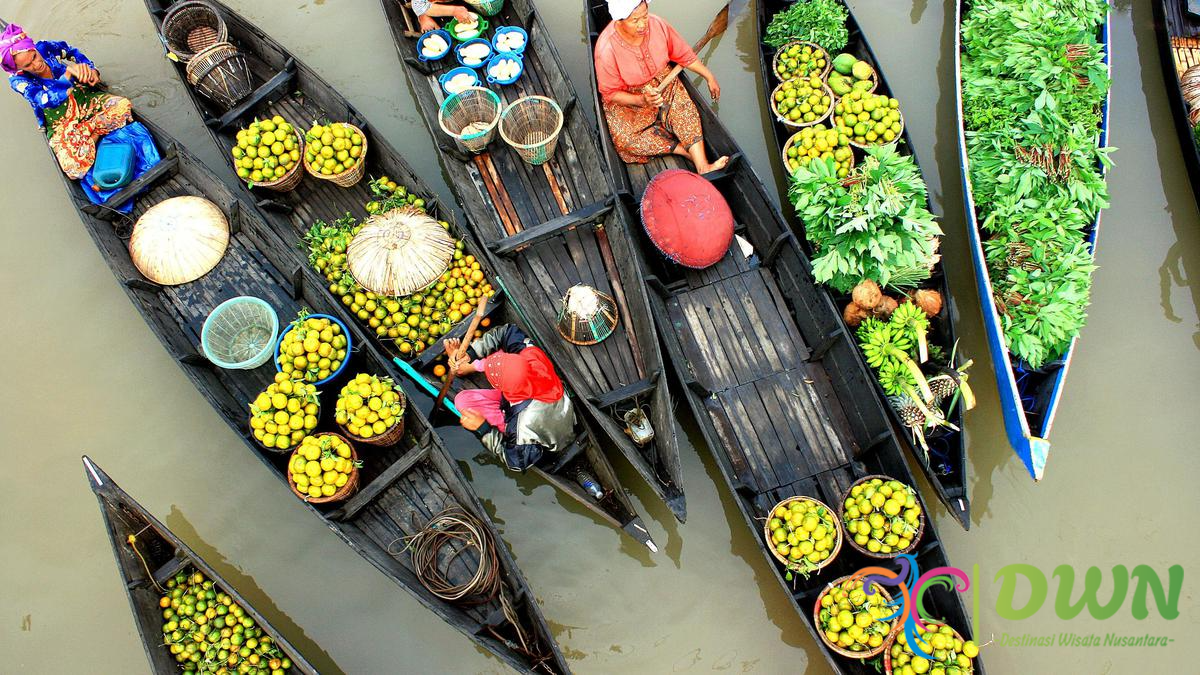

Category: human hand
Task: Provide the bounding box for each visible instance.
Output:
[642,87,664,108]
[418,14,440,32]
[452,6,473,22]
[66,63,100,86]
[707,75,720,102]
[460,409,486,431]
[443,337,461,355]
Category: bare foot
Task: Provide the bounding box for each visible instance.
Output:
[699,155,730,174]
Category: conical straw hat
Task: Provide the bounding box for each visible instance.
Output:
[129,196,230,285]
[348,206,455,296]
[556,284,618,345]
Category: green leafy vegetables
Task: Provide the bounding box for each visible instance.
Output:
[763,0,849,52]
[961,0,1113,368]
[787,145,941,293]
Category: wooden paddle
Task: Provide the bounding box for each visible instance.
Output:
[434,296,490,412]
[651,0,747,96]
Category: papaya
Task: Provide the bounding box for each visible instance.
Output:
[832,53,857,76]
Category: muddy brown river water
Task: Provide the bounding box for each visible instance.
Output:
[2,0,1198,672]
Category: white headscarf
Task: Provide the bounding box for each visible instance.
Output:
[608,0,649,21]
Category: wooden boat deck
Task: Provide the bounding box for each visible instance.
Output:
[144,0,659,550]
[63,116,566,673]
[755,0,970,528]
[1158,0,1200,216]
[85,457,319,674]
[584,2,981,672]
[383,0,685,520]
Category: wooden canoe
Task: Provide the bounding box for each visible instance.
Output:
[49,113,567,672]
[141,0,659,550]
[955,0,1113,480]
[583,3,982,673]
[379,0,688,523]
[83,455,320,674]
[756,0,971,530]
[1154,0,1200,213]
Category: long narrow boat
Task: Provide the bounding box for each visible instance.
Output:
[379,0,687,522]
[755,0,971,529]
[47,113,567,672]
[955,0,1112,480]
[142,0,658,549]
[1155,0,1200,212]
[84,456,319,674]
[583,4,981,673]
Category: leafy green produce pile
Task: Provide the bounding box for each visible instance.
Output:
[763,0,849,52]
[787,145,941,293]
[961,0,1113,369]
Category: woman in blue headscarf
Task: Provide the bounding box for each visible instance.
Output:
[2,22,133,178]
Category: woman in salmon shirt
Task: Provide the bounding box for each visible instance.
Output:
[595,0,728,174]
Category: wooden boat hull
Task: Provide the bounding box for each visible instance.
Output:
[583,3,981,673]
[51,115,567,673]
[84,456,319,675]
[1154,0,1200,213]
[954,2,1113,480]
[379,0,687,523]
[755,0,971,529]
[142,0,659,550]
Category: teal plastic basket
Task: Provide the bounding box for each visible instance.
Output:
[201,296,279,369]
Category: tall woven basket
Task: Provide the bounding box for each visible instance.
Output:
[499,96,563,166]
[439,87,501,154]
[185,42,252,110]
[161,0,227,62]
[306,123,368,188]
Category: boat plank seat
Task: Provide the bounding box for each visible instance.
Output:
[1172,36,1200,74]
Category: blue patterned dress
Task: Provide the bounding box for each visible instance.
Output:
[8,40,95,128]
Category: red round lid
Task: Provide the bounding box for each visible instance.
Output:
[640,169,734,269]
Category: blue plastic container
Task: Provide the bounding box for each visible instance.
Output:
[439,66,480,95]
[491,26,528,55]
[416,29,452,62]
[455,38,493,69]
[93,137,136,190]
[485,53,524,86]
[274,313,353,386]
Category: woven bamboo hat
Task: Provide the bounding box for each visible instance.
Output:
[348,206,455,296]
[129,196,230,285]
[556,284,618,345]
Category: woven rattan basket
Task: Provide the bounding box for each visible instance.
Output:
[339,393,407,447]
[439,87,501,154]
[843,110,904,150]
[185,42,252,110]
[249,401,319,455]
[556,285,618,345]
[463,0,505,16]
[882,622,975,674]
[305,123,368,187]
[770,80,834,130]
[763,496,843,574]
[840,474,926,559]
[161,0,227,61]
[245,129,304,192]
[771,40,831,82]
[813,576,898,659]
[781,126,855,177]
[286,433,360,504]
[499,96,563,166]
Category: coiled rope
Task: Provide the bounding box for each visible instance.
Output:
[391,505,553,672]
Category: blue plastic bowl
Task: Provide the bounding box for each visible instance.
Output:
[273,313,353,386]
[417,29,452,62]
[485,53,524,85]
[455,38,493,69]
[491,26,528,55]
[439,66,481,95]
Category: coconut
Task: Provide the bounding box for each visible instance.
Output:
[843,301,870,328]
[872,295,899,319]
[851,279,882,310]
[908,289,943,318]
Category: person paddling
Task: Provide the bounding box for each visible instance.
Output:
[445,324,575,472]
[411,0,473,32]
[594,0,728,173]
[3,23,133,179]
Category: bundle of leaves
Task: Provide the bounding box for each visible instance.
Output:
[763,0,849,52]
[1193,122,1200,149]
[960,0,1113,368]
[788,145,941,293]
